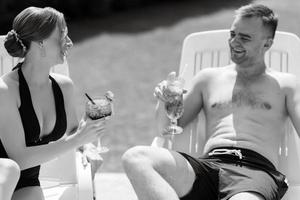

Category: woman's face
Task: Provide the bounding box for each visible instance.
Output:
[43,25,73,64]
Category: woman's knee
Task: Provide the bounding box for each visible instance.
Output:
[0,159,20,183]
[0,159,20,198]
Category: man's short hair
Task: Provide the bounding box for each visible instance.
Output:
[235,4,278,38]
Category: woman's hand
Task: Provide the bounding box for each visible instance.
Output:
[75,115,107,146]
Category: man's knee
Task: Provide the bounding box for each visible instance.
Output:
[229,192,265,200]
[0,159,20,184]
[122,146,153,173]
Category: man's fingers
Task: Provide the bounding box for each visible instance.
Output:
[154,86,163,96]
[154,87,168,102]
[167,71,176,81]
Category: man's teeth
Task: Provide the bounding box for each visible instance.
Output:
[233,48,244,53]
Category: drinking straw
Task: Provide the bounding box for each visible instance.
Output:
[85,93,96,105]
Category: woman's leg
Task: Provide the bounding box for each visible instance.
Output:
[12,186,44,200]
[122,146,196,200]
[0,158,20,200]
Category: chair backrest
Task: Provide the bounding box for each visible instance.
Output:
[0,35,75,184]
[172,30,300,200]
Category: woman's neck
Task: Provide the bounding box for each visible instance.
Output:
[21,59,51,87]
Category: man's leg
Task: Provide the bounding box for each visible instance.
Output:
[229,192,265,200]
[122,146,195,200]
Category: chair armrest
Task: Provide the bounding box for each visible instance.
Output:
[76,151,94,200]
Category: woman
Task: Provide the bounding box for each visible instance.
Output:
[0,7,106,200]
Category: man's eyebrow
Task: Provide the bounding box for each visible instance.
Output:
[238,33,252,39]
[230,31,252,39]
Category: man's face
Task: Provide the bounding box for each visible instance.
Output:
[229,16,272,68]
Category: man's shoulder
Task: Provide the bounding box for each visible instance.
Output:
[267,69,293,77]
[198,64,233,73]
[195,64,234,80]
[267,69,297,86]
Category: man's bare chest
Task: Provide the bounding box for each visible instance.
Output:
[205,79,284,112]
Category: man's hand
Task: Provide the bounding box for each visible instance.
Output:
[154,72,187,102]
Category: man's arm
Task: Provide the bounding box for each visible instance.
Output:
[285,74,300,136]
[178,72,204,128]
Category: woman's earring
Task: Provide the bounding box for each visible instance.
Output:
[39,41,46,57]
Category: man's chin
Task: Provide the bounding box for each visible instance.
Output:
[231,55,246,65]
[231,57,240,65]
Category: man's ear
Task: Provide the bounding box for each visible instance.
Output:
[264,38,273,49]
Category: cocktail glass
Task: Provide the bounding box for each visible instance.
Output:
[85,91,114,153]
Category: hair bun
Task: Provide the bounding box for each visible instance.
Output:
[4,30,27,58]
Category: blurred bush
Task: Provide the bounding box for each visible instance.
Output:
[0,0,182,34]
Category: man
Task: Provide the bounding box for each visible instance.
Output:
[122,4,295,200]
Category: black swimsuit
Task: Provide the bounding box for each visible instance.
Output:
[0,64,67,190]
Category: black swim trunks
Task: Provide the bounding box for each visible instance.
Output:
[179,147,288,200]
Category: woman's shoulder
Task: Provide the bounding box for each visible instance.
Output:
[0,70,19,94]
[0,74,18,107]
[50,73,75,99]
[50,73,74,90]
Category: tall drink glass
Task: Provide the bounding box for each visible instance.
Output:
[85,91,114,153]
[163,77,185,135]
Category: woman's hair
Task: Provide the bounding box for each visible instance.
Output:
[235,4,278,39]
[4,7,66,58]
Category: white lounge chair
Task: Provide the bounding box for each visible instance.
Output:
[0,35,93,200]
[152,30,300,200]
